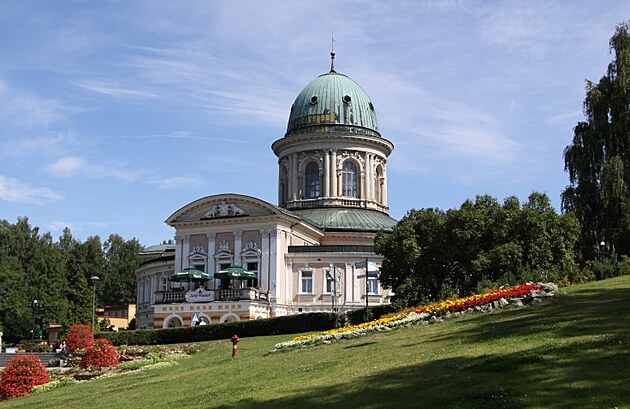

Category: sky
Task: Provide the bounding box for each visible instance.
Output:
[1,1,629,247]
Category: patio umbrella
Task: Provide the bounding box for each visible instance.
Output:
[215,265,257,279]
[169,267,213,282]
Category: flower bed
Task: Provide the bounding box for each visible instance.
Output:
[271,283,546,353]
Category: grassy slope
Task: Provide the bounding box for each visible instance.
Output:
[4,276,630,409]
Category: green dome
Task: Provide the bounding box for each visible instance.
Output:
[286,71,380,137]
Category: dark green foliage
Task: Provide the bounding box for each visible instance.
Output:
[101,234,142,306]
[0,218,141,342]
[97,313,337,346]
[375,193,580,308]
[563,21,630,259]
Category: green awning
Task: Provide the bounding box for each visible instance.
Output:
[215,265,257,279]
[169,267,213,282]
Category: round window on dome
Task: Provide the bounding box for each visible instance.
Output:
[343,95,352,104]
[310,96,318,105]
[369,102,375,111]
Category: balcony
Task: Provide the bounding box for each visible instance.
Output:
[154,287,268,304]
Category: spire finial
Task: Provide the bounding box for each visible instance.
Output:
[330,32,336,72]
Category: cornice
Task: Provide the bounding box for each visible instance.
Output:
[271,133,394,157]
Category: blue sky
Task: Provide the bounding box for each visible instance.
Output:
[1,1,628,246]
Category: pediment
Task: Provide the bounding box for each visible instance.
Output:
[166,194,285,225]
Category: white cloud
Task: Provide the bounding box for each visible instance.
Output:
[48,220,77,232]
[479,3,565,54]
[150,177,204,189]
[0,79,75,128]
[46,156,87,176]
[0,175,63,205]
[73,80,157,99]
[45,156,147,182]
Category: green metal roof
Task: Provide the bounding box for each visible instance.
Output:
[286,71,380,137]
[291,208,397,232]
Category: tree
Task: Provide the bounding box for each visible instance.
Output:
[563,21,630,259]
[101,234,142,306]
[375,193,579,308]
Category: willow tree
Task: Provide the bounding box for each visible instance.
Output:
[563,21,630,259]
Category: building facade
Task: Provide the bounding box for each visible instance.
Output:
[135,55,396,330]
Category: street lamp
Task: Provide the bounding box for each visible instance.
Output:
[326,264,337,313]
[31,299,41,340]
[90,276,100,334]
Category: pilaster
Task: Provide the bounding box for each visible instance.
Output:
[234,231,243,266]
[174,235,183,273]
[260,229,270,290]
[206,233,216,274]
[182,235,190,269]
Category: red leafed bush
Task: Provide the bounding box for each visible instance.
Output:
[65,324,94,352]
[80,338,119,369]
[0,355,50,400]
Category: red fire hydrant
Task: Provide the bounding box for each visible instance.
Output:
[231,334,240,358]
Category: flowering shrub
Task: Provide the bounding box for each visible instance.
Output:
[414,283,542,316]
[65,324,94,352]
[80,338,119,369]
[272,283,545,352]
[0,355,50,400]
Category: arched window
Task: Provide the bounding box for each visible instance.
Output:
[374,165,383,203]
[341,161,358,197]
[305,162,320,199]
[279,165,288,206]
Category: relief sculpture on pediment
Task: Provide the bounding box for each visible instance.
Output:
[203,201,248,219]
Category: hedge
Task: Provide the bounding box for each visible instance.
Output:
[97,312,337,346]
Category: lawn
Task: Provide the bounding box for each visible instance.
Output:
[3,276,630,409]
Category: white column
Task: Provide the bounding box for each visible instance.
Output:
[260,230,270,290]
[331,149,337,197]
[359,170,367,200]
[366,153,372,201]
[206,233,216,274]
[382,163,388,207]
[286,260,293,304]
[182,235,190,268]
[288,154,294,201]
[324,150,330,197]
[352,264,361,303]
[293,153,299,200]
[234,231,243,266]
[174,235,182,273]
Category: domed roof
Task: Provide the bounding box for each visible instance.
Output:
[291,208,397,232]
[286,70,380,137]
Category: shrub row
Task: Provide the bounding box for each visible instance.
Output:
[97,312,337,346]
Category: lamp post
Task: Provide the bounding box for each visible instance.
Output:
[31,299,41,340]
[326,264,337,313]
[90,276,100,334]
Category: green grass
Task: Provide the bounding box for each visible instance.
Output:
[4,276,630,408]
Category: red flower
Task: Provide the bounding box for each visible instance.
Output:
[65,324,95,352]
[0,355,49,400]
[80,338,119,369]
